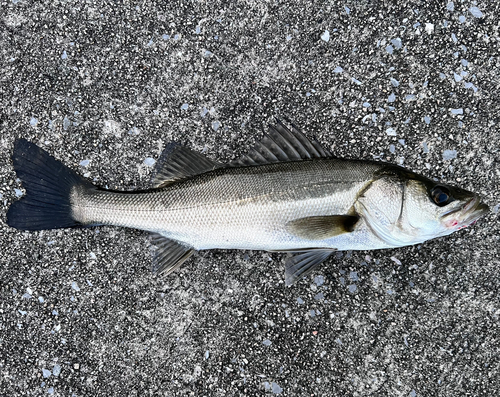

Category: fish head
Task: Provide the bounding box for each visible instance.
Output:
[356,167,489,247]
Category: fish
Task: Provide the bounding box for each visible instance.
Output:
[6,120,489,285]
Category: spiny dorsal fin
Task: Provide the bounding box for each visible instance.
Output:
[286,215,359,240]
[150,233,195,275]
[230,119,332,167]
[284,249,335,286]
[150,143,223,188]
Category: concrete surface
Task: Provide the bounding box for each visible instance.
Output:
[1,1,499,396]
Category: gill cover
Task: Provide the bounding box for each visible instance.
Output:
[355,173,415,247]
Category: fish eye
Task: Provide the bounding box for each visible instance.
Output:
[430,186,452,206]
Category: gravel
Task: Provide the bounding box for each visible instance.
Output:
[1,1,499,396]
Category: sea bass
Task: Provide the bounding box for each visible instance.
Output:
[7,121,489,285]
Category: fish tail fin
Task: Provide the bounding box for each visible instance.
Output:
[7,139,95,231]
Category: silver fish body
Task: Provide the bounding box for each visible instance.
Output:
[72,158,385,251]
[7,121,489,285]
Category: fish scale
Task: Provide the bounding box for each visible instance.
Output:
[73,159,382,251]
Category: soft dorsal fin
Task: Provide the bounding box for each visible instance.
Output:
[150,233,195,275]
[284,249,335,286]
[230,119,332,167]
[286,215,359,240]
[150,143,223,188]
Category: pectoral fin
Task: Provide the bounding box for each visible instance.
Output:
[286,215,359,240]
[284,249,335,286]
[150,233,195,275]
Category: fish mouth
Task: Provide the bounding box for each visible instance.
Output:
[442,196,489,230]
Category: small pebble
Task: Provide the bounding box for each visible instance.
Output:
[272,382,283,394]
[390,78,399,87]
[391,38,402,49]
[386,127,397,136]
[53,364,61,377]
[469,7,483,18]
[443,149,457,160]
[144,158,156,166]
[63,116,71,130]
[390,256,402,265]
[314,292,324,300]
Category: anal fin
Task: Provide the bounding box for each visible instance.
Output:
[284,249,335,286]
[150,233,195,275]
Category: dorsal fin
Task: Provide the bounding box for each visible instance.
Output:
[230,119,332,167]
[150,143,223,188]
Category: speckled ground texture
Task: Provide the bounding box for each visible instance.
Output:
[1,1,499,396]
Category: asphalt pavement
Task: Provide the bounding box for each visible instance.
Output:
[1,1,499,396]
